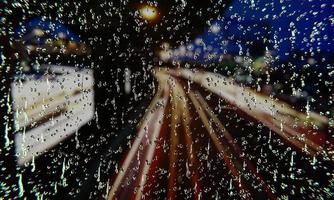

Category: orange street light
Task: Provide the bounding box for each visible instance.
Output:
[139,5,158,21]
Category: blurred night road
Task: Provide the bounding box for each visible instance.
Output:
[107,68,333,199]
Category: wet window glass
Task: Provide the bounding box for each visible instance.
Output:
[1,0,334,199]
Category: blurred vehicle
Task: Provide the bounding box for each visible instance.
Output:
[11,18,94,165]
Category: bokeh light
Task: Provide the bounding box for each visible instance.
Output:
[139,5,158,21]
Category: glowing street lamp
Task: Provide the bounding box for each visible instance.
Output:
[139,5,158,21]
